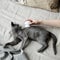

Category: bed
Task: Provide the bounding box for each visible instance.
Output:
[0,0,60,60]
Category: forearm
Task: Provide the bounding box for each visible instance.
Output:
[39,20,60,27]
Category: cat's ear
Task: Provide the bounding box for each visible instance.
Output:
[11,22,15,26]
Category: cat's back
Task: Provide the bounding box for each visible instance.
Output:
[24,26,49,35]
[24,26,47,32]
[23,26,49,40]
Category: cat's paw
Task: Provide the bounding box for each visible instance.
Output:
[4,44,10,48]
[38,49,44,53]
[4,45,9,48]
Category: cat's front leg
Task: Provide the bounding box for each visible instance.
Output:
[4,38,22,48]
[20,37,28,50]
[22,39,31,50]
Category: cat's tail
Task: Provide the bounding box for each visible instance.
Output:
[49,32,57,55]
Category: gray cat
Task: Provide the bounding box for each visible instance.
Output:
[4,22,57,55]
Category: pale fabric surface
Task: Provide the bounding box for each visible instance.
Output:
[0,0,60,60]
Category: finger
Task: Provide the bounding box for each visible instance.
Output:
[26,19,33,22]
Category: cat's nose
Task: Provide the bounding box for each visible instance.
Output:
[11,22,14,26]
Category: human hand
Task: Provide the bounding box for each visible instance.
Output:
[26,19,41,25]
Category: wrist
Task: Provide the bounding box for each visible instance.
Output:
[37,20,42,24]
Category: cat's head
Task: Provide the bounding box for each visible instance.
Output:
[11,22,22,33]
